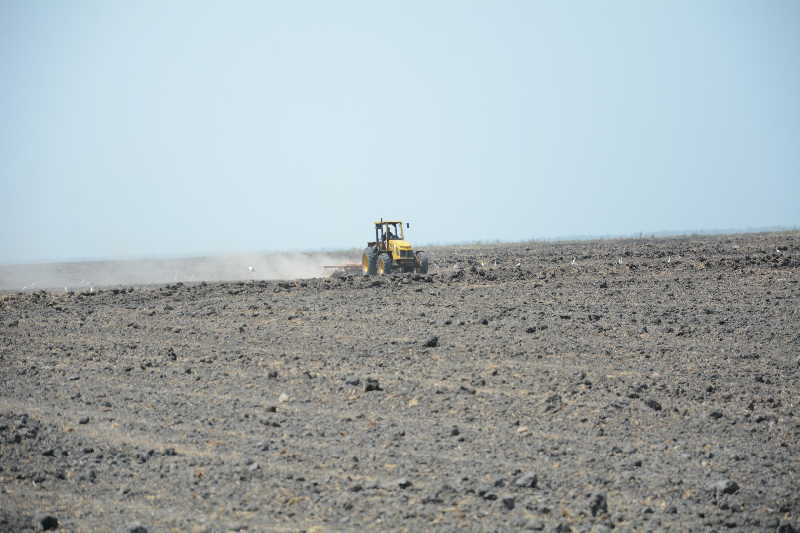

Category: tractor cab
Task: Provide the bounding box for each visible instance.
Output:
[373,221,412,259]
[376,221,405,244]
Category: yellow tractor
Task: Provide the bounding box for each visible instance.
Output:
[362,220,429,276]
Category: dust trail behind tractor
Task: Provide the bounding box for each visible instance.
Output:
[321,264,362,277]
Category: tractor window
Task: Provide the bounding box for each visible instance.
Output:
[386,223,402,241]
[377,223,404,242]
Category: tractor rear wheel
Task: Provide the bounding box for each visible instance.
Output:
[362,247,377,276]
[415,252,429,274]
[378,254,393,275]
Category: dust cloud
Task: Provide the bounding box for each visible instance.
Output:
[0,251,360,291]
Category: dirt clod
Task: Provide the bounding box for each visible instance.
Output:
[33,514,58,531]
[364,378,382,392]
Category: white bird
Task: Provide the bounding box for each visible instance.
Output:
[776,248,782,254]
[618,258,623,265]
[248,266,255,272]
[571,257,576,265]
[667,256,671,263]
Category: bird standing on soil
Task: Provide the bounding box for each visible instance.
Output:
[571,257,576,265]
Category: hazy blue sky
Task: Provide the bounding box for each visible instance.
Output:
[1,0,798,263]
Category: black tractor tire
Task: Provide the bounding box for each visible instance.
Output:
[362,247,377,276]
[378,254,393,275]
[416,252,429,274]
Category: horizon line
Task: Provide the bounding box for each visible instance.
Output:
[2,224,797,267]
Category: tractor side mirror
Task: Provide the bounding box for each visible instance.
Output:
[406,223,410,229]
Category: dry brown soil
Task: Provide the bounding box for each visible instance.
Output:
[1,232,799,532]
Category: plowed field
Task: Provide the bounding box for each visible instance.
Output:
[2,232,798,532]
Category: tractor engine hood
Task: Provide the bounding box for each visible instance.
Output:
[389,240,412,250]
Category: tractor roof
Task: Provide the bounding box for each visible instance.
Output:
[374,220,403,225]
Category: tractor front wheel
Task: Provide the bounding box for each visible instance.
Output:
[378,254,393,275]
[362,247,377,276]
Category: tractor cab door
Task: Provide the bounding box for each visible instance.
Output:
[375,224,387,250]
